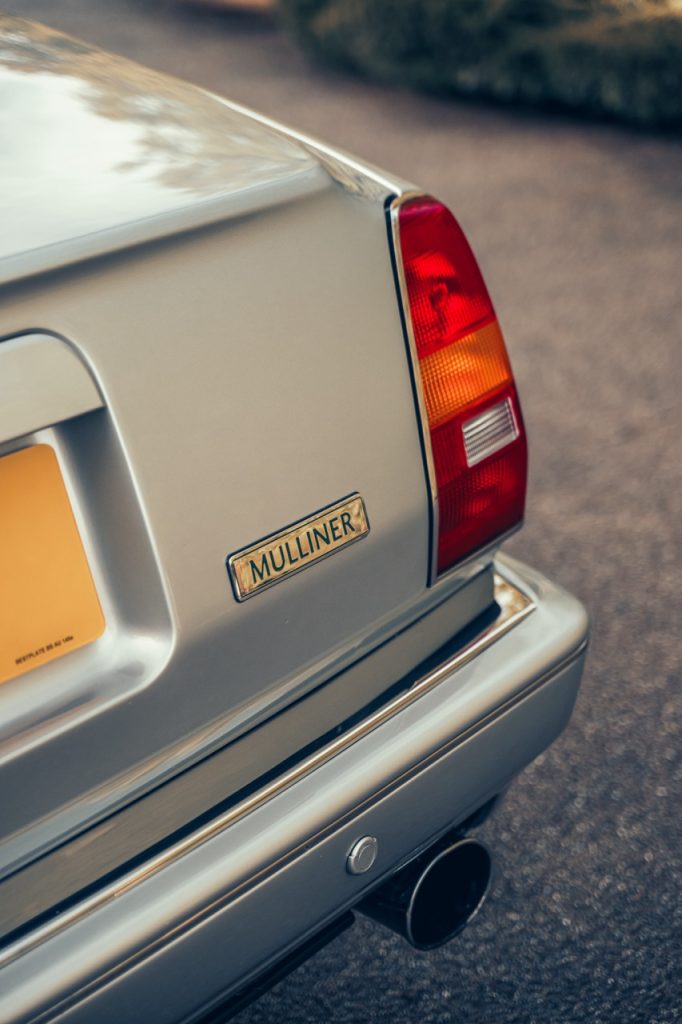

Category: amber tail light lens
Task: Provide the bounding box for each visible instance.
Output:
[392,195,528,577]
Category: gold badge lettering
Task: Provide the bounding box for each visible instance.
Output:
[227,494,369,601]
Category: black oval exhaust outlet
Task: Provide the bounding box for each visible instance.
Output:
[359,837,492,950]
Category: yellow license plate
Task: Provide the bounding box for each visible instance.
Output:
[0,445,105,685]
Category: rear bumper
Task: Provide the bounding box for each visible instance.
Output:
[0,555,588,1024]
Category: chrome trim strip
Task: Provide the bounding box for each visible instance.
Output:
[0,572,534,968]
[388,192,440,584]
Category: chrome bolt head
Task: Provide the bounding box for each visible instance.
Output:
[346,835,378,875]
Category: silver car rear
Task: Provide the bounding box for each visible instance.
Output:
[0,19,587,1022]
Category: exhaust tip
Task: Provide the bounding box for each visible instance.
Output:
[359,836,492,951]
[406,838,492,949]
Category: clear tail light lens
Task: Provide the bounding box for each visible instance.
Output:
[391,195,528,578]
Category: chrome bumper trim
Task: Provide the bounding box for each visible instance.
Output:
[0,571,534,971]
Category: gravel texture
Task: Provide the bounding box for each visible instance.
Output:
[5,2,681,1020]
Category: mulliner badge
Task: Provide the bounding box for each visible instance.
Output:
[227,494,370,601]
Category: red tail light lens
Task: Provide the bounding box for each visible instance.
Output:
[393,195,527,577]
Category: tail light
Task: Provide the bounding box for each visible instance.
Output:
[390,194,527,580]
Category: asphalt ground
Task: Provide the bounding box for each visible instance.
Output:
[7,2,682,1021]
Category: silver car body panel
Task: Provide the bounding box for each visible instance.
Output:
[0,18,330,285]
[0,556,588,1024]
[0,177,509,871]
[0,23,490,876]
[0,17,407,288]
[0,333,104,446]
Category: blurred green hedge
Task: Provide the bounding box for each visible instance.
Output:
[278,0,682,128]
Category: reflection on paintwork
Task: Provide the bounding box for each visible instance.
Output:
[0,17,316,269]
